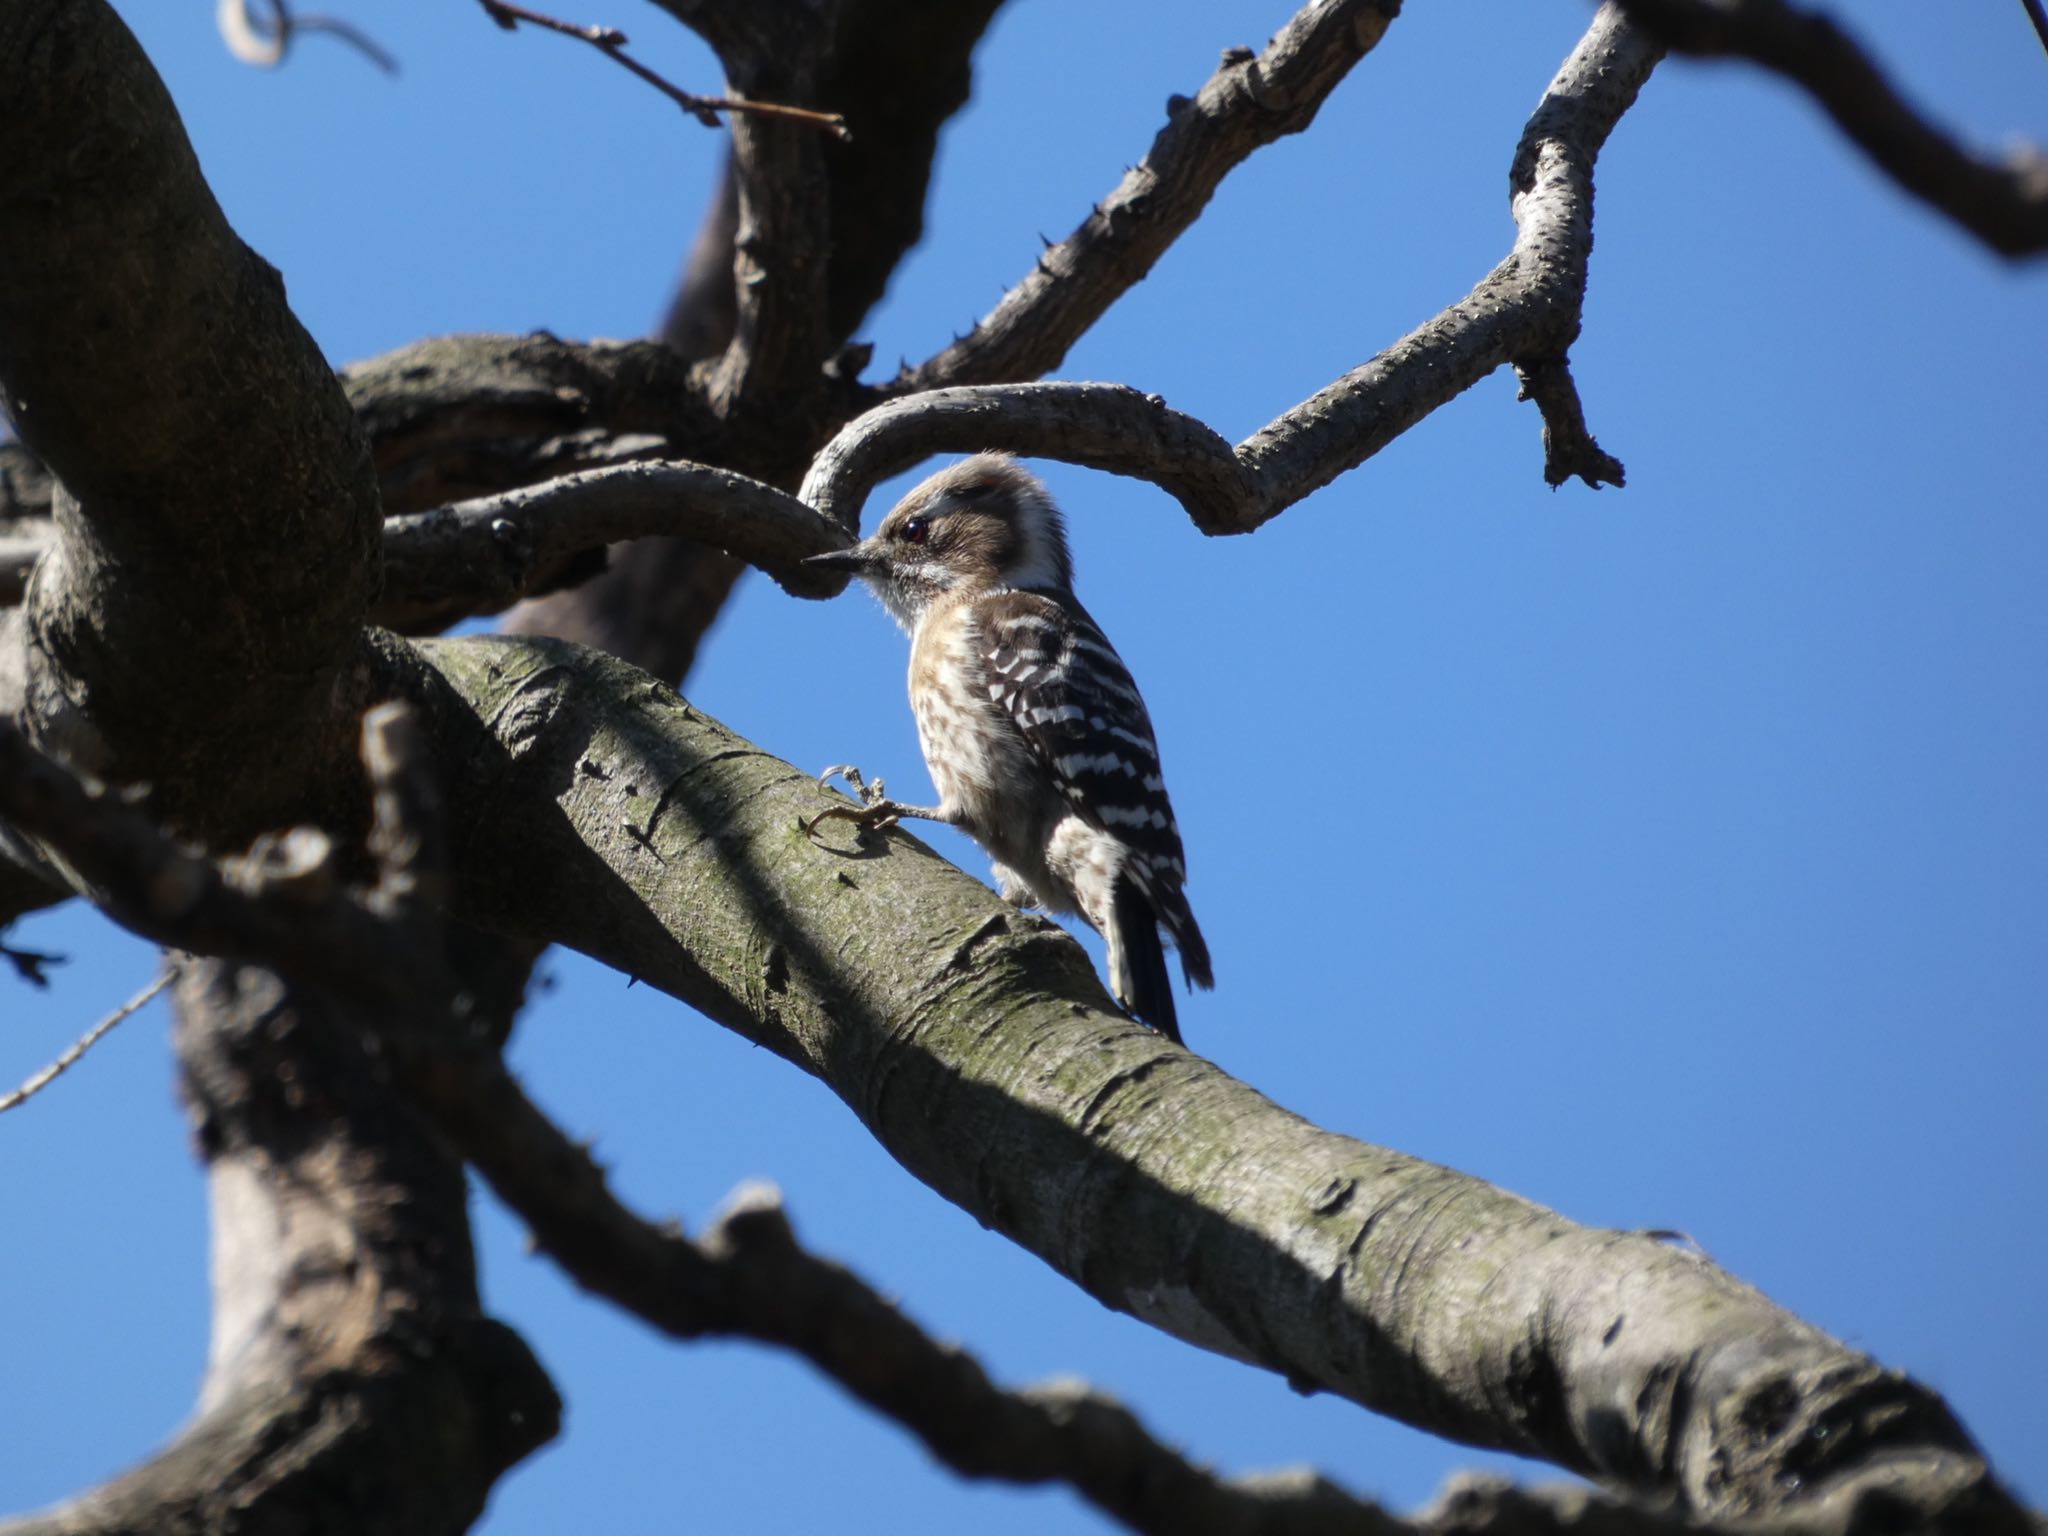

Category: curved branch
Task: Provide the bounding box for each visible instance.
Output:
[1611,0,2048,259]
[804,8,1657,534]
[798,383,1255,534]
[407,632,2029,1534]
[898,0,1400,393]
[381,459,851,629]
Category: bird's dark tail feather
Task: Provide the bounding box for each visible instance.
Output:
[1167,895,1213,994]
[1112,878,1182,1043]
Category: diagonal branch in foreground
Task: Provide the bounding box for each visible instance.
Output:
[406,631,2030,1534]
[1611,0,2048,259]
[807,6,1658,535]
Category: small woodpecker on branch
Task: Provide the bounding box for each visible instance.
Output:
[804,455,1213,1042]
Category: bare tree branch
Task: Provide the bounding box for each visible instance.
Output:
[412,632,2029,1534]
[899,0,1400,393]
[804,8,1655,534]
[800,382,1255,534]
[703,28,839,420]
[476,0,847,137]
[404,1042,1727,1536]
[0,966,175,1114]
[380,460,849,629]
[1610,0,2048,258]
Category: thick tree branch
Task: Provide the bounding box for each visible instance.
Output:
[805,8,1655,535]
[342,332,724,513]
[408,632,2029,1534]
[1611,0,2048,258]
[0,0,382,838]
[898,1,1398,394]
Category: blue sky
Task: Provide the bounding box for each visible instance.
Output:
[4,4,2043,1531]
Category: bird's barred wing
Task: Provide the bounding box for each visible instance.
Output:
[974,590,1189,883]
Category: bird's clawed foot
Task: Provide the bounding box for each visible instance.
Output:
[803,765,911,839]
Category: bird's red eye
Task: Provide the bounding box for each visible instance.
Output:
[901,515,930,544]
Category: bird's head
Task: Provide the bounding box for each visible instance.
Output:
[805,453,1074,631]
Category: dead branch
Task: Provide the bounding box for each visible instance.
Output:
[477,0,847,137]
[806,7,1656,534]
[899,0,1400,394]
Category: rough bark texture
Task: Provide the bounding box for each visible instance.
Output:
[0,0,381,838]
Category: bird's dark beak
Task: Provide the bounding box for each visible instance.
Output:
[803,546,876,574]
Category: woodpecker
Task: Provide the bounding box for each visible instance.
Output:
[803,453,1212,1042]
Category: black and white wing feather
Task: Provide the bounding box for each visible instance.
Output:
[975,589,1212,991]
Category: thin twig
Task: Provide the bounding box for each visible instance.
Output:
[0,966,176,1113]
[478,0,849,139]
